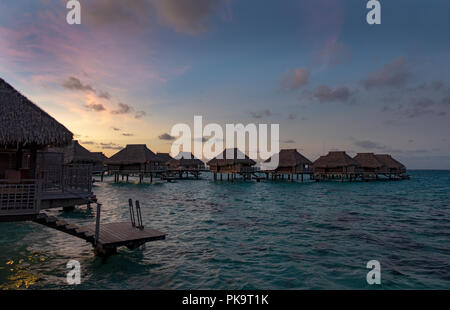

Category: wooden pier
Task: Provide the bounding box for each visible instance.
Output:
[33,213,166,256]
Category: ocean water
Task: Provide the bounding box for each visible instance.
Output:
[0,170,449,290]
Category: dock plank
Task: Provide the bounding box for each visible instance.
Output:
[78,222,166,247]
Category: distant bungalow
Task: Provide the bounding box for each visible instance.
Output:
[353,153,384,180]
[106,144,166,183]
[90,152,109,174]
[207,148,256,180]
[374,154,407,178]
[48,140,107,174]
[264,149,313,181]
[166,152,205,179]
[156,152,173,164]
[0,78,92,220]
[313,151,361,181]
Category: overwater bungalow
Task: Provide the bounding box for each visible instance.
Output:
[207,148,257,180]
[313,151,361,181]
[0,78,93,220]
[375,154,408,179]
[166,152,205,179]
[353,153,385,180]
[106,144,167,183]
[91,152,108,175]
[48,140,108,180]
[156,152,173,164]
[264,149,313,181]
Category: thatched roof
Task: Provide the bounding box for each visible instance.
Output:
[91,152,108,162]
[47,140,102,163]
[313,151,360,168]
[156,152,173,163]
[265,149,312,167]
[353,153,384,169]
[207,148,256,166]
[167,152,204,166]
[375,154,406,170]
[0,78,73,147]
[66,140,96,163]
[106,144,163,165]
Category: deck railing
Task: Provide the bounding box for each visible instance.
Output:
[63,164,92,193]
[39,164,92,195]
[0,180,41,216]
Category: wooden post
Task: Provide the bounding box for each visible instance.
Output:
[95,203,102,245]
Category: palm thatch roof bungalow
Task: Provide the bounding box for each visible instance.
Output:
[313,151,361,181]
[90,152,108,174]
[375,154,407,178]
[106,144,166,182]
[353,153,385,180]
[47,140,108,175]
[166,152,205,179]
[0,78,93,220]
[263,149,313,181]
[207,148,256,180]
[156,152,173,164]
[167,152,205,170]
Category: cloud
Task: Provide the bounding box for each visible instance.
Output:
[152,0,222,35]
[312,85,352,103]
[80,141,95,145]
[249,109,272,119]
[280,68,310,91]
[135,111,147,119]
[97,90,111,100]
[62,76,112,101]
[100,142,123,150]
[355,140,386,150]
[62,77,95,93]
[110,103,147,119]
[83,0,153,28]
[314,40,351,66]
[382,97,447,119]
[363,57,413,89]
[111,103,132,114]
[159,133,176,140]
[85,103,106,112]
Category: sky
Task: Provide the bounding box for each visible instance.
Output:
[1,0,450,168]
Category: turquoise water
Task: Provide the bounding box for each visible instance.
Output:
[1,170,449,289]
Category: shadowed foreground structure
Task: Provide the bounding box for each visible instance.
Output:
[0,78,165,257]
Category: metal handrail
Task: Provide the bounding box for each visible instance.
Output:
[128,199,136,227]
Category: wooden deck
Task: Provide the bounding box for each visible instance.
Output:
[33,213,165,256]
[78,222,166,248]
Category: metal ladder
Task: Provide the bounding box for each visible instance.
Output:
[128,199,144,230]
